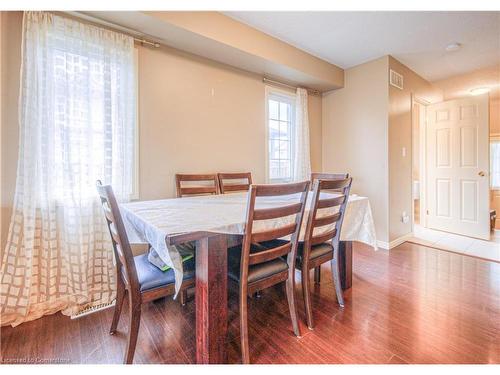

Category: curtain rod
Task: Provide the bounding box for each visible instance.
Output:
[62,11,161,48]
[262,77,321,96]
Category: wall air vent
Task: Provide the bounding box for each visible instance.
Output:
[390,69,404,90]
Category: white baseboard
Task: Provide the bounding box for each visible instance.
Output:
[377,232,414,250]
[376,240,390,249]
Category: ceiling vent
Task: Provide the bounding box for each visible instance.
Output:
[390,69,404,90]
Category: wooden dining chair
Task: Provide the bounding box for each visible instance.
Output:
[227,181,310,363]
[217,172,252,194]
[96,181,195,364]
[175,173,219,197]
[297,177,352,329]
[309,172,349,281]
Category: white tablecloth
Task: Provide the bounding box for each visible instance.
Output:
[121,192,377,295]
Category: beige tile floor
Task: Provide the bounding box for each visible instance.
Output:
[409,224,500,262]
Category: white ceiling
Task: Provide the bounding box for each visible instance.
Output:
[225,12,500,82]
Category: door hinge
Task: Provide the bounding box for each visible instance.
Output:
[426,210,430,215]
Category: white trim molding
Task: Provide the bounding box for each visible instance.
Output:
[377,233,414,250]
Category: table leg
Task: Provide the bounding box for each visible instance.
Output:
[339,241,353,290]
[195,234,228,364]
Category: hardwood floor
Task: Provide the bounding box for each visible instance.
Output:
[1,242,499,364]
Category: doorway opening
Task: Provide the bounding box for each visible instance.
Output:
[409,95,500,262]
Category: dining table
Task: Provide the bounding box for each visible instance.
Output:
[121,191,377,364]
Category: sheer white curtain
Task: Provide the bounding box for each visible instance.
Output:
[1,12,136,326]
[293,87,311,181]
[491,140,500,189]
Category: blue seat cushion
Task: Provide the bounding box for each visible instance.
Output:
[133,253,195,292]
[227,243,289,284]
[296,242,333,267]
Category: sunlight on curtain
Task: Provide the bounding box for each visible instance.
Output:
[0,12,136,326]
[292,88,311,181]
[491,141,500,189]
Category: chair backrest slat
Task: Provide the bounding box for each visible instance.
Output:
[319,178,351,191]
[314,212,341,228]
[310,228,337,246]
[303,177,352,260]
[253,202,302,221]
[251,223,297,243]
[176,173,219,197]
[96,180,139,291]
[255,182,308,196]
[248,242,291,265]
[310,172,349,192]
[179,186,218,196]
[311,172,349,184]
[240,181,310,283]
[317,195,346,209]
[220,184,250,192]
[218,172,252,194]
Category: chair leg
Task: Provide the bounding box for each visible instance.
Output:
[331,253,345,308]
[285,276,302,337]
[314,266,321,284]
[239,285,250,364]
[110,277,126,335]
[124,297,141,364]
[180,289,188,306]
[301,267,314,330]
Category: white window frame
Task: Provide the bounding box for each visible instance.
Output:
[265,87,296,183]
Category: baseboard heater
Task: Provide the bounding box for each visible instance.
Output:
[70,300,115,320]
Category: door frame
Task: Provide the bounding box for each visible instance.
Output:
[491,133,500,230]
[411,95,430,232]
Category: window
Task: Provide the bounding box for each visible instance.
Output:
[267,91,295,182]
[491,140,500,189]
[46,21,138,201]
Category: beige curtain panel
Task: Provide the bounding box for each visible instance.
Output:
[0,12,137,326]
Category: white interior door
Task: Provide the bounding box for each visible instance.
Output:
[426,94,490,240]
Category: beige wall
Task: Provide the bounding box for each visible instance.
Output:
[388,56,443,242]
[0,11,323,248]
[322,55,442,245]
[145,11,344,91]
[0,12,22,252]
[138,44,322,199]
[322,56,390,243]
[308,92,323,173]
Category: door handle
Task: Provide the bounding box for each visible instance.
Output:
[478,171,486,177]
